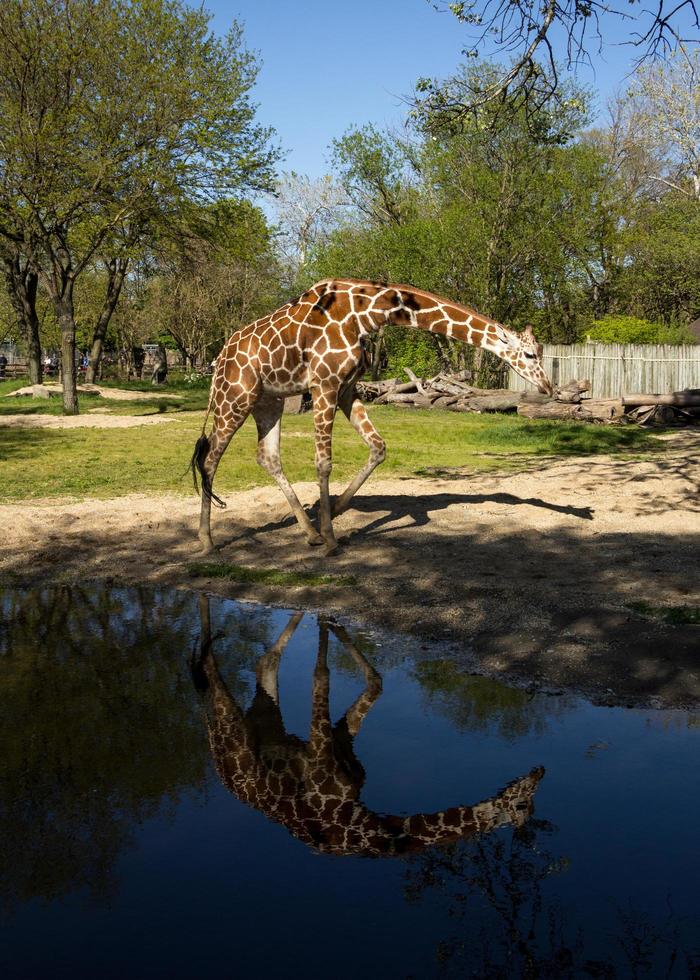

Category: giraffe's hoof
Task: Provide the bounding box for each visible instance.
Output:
[198,539,216,555]
[306,533,325,547]
[323,541,340,558]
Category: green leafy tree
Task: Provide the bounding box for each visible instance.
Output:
[140,199,280,370]
[313,64,610,378]
[584,315,695,346]
[0,0,279,413]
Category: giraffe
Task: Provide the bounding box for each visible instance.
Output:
[191,597,545,858]
[191,279,554,555]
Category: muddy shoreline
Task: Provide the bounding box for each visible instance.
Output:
[2,432,698,709]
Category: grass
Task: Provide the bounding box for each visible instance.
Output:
[188,561,357,588]
[0,377,208,416]
[0,379,668,502]
[626,601,700,625]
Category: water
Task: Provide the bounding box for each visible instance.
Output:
[1,585,698,978]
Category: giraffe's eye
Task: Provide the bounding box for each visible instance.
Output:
[524,351,536,360]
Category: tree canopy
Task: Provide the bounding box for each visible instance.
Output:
[0,0,279,410]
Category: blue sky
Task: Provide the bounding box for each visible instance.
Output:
[204,0,671,177]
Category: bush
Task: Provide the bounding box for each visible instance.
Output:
[582,315,694,344]
[383,329,439,378]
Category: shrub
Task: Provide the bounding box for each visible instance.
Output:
[582,315,694,344]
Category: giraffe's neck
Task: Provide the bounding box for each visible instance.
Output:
[328,279,520,358]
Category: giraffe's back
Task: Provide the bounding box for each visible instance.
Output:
[214,288,366,401]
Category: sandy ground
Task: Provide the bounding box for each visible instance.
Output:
[2,430,698,707]
[0,412,180,428]
[6,383,183,401]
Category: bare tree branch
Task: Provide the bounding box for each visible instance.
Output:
[419,0,699,119]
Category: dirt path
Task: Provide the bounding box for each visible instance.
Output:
[5,382,183,402]
[0,412,180,428]
[1,431,698,707]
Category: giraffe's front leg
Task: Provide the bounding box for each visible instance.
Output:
[311,382,341,557]
[255,611,304,702]
[328,622,382,736]
[309,621,334,761]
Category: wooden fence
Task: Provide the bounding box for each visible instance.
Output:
[508,343,700,398]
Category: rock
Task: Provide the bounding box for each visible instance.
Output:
[7,384,62,399]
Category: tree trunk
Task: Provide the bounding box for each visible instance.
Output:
[370,331,384,381]
[25,305,42,384]
[57,294,78,415]
[86,257,128,384]
[2,252,43,383]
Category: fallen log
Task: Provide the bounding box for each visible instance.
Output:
[520,391,552,405]
[518,402,588,421]
[384,392,433,408]
[374,381,419,404]
[430,394,460,408]
[556,379,591,403]
[468,393,522,412]
[583,399,626,420]
[622,391,700,407]
[518,398,623,423]
[446,399,478,413]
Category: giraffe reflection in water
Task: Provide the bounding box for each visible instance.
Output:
[193,597,544,856]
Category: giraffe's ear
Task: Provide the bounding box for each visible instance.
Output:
[521,324,542,355]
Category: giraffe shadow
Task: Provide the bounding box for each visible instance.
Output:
[252,490,594,542]
[192,598,545,857]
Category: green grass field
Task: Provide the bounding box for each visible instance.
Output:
[0,378,664,501]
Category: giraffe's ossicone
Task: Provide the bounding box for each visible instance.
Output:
[192,598,545,858]
[191,279,553,554]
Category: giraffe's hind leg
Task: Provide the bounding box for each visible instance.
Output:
[252,396,324,547]
[328,622,382,736]
[331,389,386,518]
[196,395,255,553]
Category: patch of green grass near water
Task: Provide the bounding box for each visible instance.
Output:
[626,601,700,625]
[188,561,357,588]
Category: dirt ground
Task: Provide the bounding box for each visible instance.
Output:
[0,412,180,428]
[2,430,698,708]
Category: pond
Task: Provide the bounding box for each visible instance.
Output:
[1,585,699,978]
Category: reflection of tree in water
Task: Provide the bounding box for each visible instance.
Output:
[413,660,573,739]
[0,585,273,914]
[404,820,697,977]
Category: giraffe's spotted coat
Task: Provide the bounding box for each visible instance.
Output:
[196,607,545,857]
[197,279,553,553]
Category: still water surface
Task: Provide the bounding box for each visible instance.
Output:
[1,585,699,978]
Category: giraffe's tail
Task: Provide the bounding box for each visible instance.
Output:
[190,434,227,510]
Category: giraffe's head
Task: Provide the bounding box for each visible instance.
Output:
[501,324,553,395]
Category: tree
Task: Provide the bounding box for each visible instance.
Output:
[0,0,279,413]
[632,45,700,200]
[271,172,348,283]
[142,199,280,370]
[418,1,699,121]
[312,63,605,375]
[332,125,412,226]
[84,256,130,383]
[0,246,42,383]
